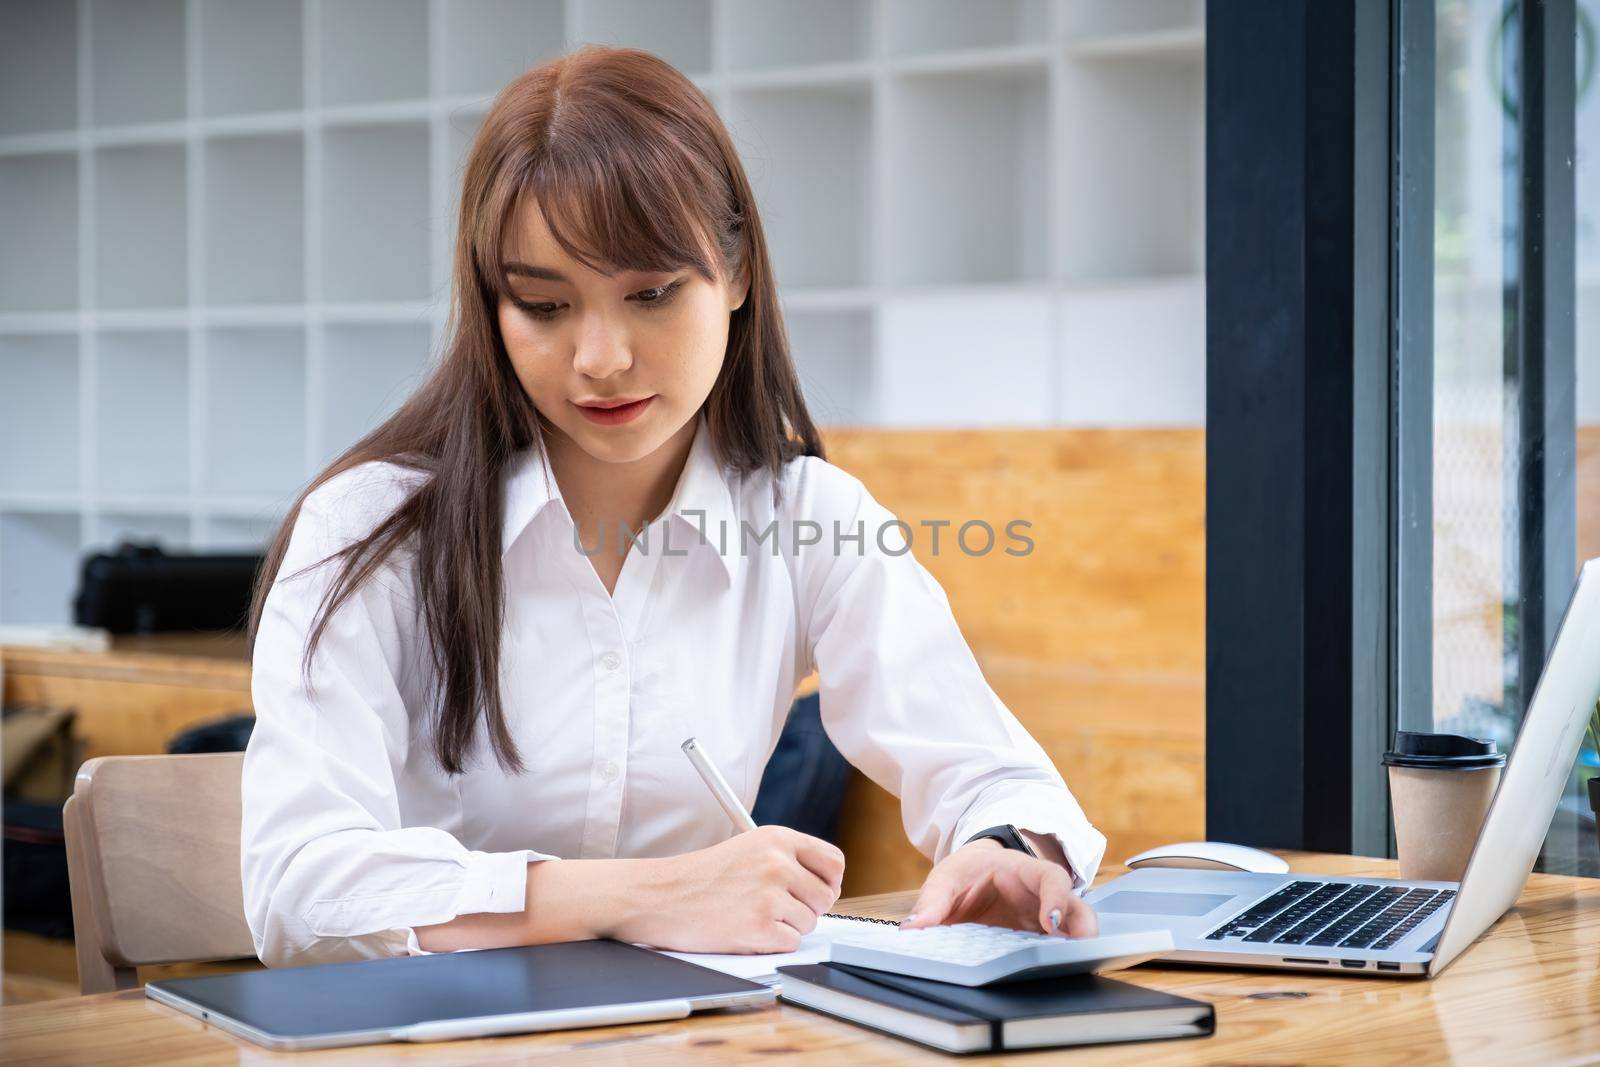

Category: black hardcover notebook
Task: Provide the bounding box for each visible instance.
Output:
[776,962,1214,1054]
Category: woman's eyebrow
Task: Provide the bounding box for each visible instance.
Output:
[502,261,665,284]
[503,261,570,283]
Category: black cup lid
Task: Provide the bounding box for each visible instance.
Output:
[1382,730,1506,770]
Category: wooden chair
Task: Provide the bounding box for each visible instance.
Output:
[62,752,256,993]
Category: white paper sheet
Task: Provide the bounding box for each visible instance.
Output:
[656,915,872,986]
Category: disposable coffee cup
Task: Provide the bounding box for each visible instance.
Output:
[1383,731,1506,882]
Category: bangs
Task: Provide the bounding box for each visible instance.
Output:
[475,132,723,304]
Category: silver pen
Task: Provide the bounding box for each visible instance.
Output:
[681,736,759,832]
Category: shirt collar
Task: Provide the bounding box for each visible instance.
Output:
[500,411,740,584]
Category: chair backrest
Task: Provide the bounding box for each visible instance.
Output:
[63,752,254,993]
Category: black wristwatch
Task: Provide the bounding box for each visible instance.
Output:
[964,823,1037,858]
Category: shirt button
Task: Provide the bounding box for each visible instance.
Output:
[597,760,619,782]
[600,651,621,672]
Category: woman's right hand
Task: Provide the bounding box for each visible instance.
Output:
[612,825,846,954]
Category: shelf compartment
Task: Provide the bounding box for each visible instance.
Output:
[1,0,79,136]
[91,511,191,551]
[201,511,284,551]
[442,0,565,97]
[876,291,1053,426]
[724,0,868,70]
[1061,0,1203,41]
[447,109,485,229]
[319,0,429,107]
[90,0,186,127]
[205,133,305,305]
[0,152,78,311]
[204,327,306,496]
[319,322,434,461]
[885,0,1051,57]
[886,66,1050,286]
[95,330,189,493]
[1056,277,1205,426]
[786,307,874,427]
[0,510,82,624]
[1059,56,1203,280]
[727,85,871,289]
[320,123,431,303]
[0,333,79,493]
[200,0,303,117]
[95,143,189,309]
[573,0,712,76]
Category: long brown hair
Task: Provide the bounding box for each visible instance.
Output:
[246,45,825,775]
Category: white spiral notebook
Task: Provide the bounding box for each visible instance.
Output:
[658,913,893,985]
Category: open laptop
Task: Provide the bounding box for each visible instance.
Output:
[1085,557,1600,978]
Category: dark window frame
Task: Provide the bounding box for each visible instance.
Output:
[1517,0,1579,713]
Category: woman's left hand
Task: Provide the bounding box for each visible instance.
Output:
[899,838,1098,937]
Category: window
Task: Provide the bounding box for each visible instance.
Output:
[1396,0,1595,875]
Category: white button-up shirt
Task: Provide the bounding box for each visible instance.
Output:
[242,412,1107,966]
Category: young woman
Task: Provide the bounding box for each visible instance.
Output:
[241,46,1106,967]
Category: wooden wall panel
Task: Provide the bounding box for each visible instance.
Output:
[2,645,252,762]
[818,429,1205,676]
[816,428,1207,894]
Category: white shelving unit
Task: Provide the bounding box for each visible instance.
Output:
[0,0,1205,624]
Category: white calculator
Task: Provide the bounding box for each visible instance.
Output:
[826,919,1174,987]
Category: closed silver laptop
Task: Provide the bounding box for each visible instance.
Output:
[1086,558,1600,978]
[144,938,773,1051]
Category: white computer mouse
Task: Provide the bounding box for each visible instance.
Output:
[1123,841,1290,874]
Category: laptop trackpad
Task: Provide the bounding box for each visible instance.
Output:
[1096,891,1236,917]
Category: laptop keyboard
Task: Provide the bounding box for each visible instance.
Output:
[1203,880,1455,951]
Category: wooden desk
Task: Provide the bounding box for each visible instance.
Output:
[2,851,1596,1065]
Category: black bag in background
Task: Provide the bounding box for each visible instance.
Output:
[2,705,83,941]
[2,799,72,940]
[74,541,263,634]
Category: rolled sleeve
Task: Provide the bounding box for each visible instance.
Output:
[242,466,558,967]
[793,459,1107,881]
[292,837,551,958]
